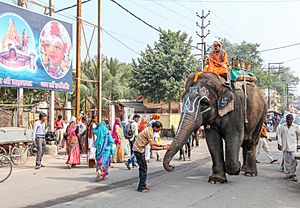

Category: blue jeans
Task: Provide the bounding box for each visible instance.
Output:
[126,139,136,166]
[135,151,147,191]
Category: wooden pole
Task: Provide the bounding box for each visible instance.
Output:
[49,0,55,131]
[17,0,25,127]
[75,0,82,118]
[97,0,102,122]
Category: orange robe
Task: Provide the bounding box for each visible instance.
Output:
[204,50,229,76]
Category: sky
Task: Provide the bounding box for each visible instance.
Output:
[2,0,300,94]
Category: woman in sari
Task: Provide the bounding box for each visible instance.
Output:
[112,118,124,163]
[93,122,115,181]
[66,121,81,168]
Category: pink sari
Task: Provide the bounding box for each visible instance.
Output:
[66,121,80,165]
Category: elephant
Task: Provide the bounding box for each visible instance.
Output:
[163,72,267,183]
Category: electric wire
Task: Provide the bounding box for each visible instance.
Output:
[283,57,300,64]
[151,0,195,23]
[110,0,160,33]
[127,0,194,31]
[102,28,141,55]
[259,43,300,52]
[110,0,200,50]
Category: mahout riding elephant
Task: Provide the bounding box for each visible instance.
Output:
[163,72,267,183]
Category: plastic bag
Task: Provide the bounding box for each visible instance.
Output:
[124,143,129,155]
[89,147,96,159]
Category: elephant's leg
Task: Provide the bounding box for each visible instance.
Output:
[241,145,247,172]
[242,137,258,177]
[224,133,242,175]
[205,128,227,183]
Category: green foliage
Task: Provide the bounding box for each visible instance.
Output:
[130,29,200,103]
[219,39,299,93]
[72,56,134,110]
[0,88,49,104]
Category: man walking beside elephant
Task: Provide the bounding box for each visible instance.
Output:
[277,114,299,182]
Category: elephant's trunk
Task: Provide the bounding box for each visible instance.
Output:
[163,114,197,172]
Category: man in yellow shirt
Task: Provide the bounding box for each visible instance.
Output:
[133,121,171,193]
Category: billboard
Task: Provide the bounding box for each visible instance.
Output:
[0,2,72,92]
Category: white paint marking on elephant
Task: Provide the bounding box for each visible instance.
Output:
[176,86,210,136]
[195,96,211,119]
[200,87,209,96]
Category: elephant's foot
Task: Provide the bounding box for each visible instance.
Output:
[225,161,241,175]
[244,169,257,177]
[208,174,227,184]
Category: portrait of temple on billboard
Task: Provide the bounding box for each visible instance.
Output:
[0,14,36,69]
[40,21,72,79]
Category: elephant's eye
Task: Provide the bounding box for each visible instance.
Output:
[200,99,210,107]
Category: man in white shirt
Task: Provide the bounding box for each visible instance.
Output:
[277,114,299,182]
[125,114,140,169]
[32,112,47,169]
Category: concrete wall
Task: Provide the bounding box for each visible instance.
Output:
[160,113,181,131]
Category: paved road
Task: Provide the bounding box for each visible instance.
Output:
[1,139,300,208]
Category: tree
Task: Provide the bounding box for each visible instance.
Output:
[219,38,299,110]
[103,57,135,101]
[220,38,270,88]
[130,29,199,110]
[0,88,49,104]
[72,57,134,114]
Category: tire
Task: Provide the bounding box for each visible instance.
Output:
[0,154,12,183]
[0,147,7,156]
[11,146,28,166]
[28,144,37,157]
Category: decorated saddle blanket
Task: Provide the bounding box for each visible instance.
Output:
[230,68,256,82]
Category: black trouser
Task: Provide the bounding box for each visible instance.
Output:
[134,151,147,191]
[129,139,135,155]
[35,137,46,166]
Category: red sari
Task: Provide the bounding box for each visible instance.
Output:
[66,121,80,166]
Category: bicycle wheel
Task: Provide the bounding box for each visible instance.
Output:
[11,146,28,166]
[0,154,12,183]
[0,147,7,156]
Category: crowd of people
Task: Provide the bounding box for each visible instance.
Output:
[31,109,299,192]
[32,112,176,192]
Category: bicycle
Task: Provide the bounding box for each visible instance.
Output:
[0,142,34,166]
[0,154,12,183]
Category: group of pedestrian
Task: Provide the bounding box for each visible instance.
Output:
[256,114,299,182]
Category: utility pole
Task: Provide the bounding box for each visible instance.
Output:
[75,0,82,118]
[17,0,25,127]
[286,82,297,110]
[49,0,55,131]
[196,10,210,70]
[97,0,102,121]
[267,62,283,110]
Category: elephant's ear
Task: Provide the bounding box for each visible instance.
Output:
[217,88,234,117]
